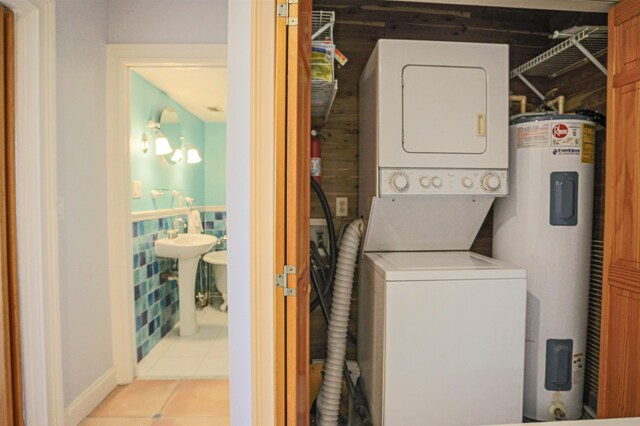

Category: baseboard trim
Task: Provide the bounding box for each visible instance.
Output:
[64,367,118,426]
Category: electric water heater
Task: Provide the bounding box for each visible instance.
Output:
[493,113,595,421]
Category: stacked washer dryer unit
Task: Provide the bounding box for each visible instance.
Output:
[358,39,527,426]
[493,114,596,421]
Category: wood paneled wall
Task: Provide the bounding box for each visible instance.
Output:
[309,0,607,363]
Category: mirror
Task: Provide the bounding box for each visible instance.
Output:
[159,107,182,157]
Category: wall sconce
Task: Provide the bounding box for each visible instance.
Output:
[140,133,150,153]
[147,120,173,156]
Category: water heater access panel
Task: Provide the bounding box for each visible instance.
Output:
[362,39,508,169]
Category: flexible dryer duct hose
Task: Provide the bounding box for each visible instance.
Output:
[317,219,364,426]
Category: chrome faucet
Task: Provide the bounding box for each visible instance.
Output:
[173,217,185,232]
[167,229,178,239]
[215,235,227,247]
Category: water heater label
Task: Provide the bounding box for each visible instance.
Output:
[572,352,585,384]
[517,123,549,148]
[552,123,581,147]
[552,147,580,156]
[582,124,595,164]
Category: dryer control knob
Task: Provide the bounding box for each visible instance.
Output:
[419,176,431,188]
[431,176,443,188]
[481,173,501,192]
[462,177,473,188]
[390,172,409,192]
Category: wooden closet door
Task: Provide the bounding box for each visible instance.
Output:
[275,0,312,424]
[599,0,640,418]
[0,6,22,426]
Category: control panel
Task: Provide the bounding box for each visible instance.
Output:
[380,168,508,196]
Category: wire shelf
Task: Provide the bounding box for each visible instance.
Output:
[312,80,338,122]
[311,10,338,121]
[510,26,608,79]
[312,10,334,42]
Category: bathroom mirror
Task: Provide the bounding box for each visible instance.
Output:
[159,106,182,148]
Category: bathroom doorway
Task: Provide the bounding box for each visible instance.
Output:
[105,45,228,384]
[129,65,229,379]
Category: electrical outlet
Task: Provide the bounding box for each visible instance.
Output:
[310,218,328,253]
[336,197,348,217]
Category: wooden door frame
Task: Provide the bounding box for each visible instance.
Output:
[3,0,64,424]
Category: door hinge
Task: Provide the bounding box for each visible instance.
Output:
[276,265,297,297]
[277,2,298,26]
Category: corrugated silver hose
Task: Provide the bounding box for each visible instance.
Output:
[317,219,364,425]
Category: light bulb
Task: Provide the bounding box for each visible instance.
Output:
[171,148,183,163]
[187,148,202,164]
[154,133,173,155]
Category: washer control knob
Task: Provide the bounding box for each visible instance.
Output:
[390,172,409,192]
[431,176,443,188]
[419,176,431,188]
[481,172,501,192]
[462,177,473,189]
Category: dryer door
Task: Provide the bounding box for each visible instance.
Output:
[402,65,487,155]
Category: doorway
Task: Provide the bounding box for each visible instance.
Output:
[129,65,228,379]
[107,45,226,384]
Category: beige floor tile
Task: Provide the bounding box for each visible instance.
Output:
[91,380,178,417]
[152,417,230,426]
[79,417,152,425]
[145,356,202,378]
[161,379,230,417]
[195,355,228,378]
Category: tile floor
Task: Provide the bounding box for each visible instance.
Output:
[137,303,229,379]
[81,379,230,425]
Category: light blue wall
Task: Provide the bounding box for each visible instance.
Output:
[130,71,206,211]
[205,123,227,206]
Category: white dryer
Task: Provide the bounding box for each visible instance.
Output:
[359,39,509,252]
[359,251,526,426]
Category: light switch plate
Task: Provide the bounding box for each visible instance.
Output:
[132,180,142,199]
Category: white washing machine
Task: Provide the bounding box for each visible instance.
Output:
[359,251,526,426]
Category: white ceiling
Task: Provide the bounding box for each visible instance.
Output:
[133,66,227,123]
[386,0,618,12]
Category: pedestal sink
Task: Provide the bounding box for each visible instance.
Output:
[155,233,217,336]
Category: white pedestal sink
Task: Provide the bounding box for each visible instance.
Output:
[155,233,217,336]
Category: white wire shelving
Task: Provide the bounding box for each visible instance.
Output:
[311,10,338,122]
[510,26,608,100]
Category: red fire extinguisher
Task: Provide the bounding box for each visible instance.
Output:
[311,129,322,184]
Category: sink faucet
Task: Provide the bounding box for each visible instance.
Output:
[167,229,178,239]
[173,217,185,232]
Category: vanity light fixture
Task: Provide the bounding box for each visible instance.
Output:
[187,147,202,164]
[171,148,183,163]
[147,120,173,156]
[154,132,173,156]
[171,136,185,163]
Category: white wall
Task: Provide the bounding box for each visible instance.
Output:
[57,0,229,409]
[56,0,111,407]
[226,0,252,423]
[107,0,228,43]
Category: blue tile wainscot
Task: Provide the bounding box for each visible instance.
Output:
[132,210,227,362]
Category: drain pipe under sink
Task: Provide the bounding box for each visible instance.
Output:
[317,219,364,426]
